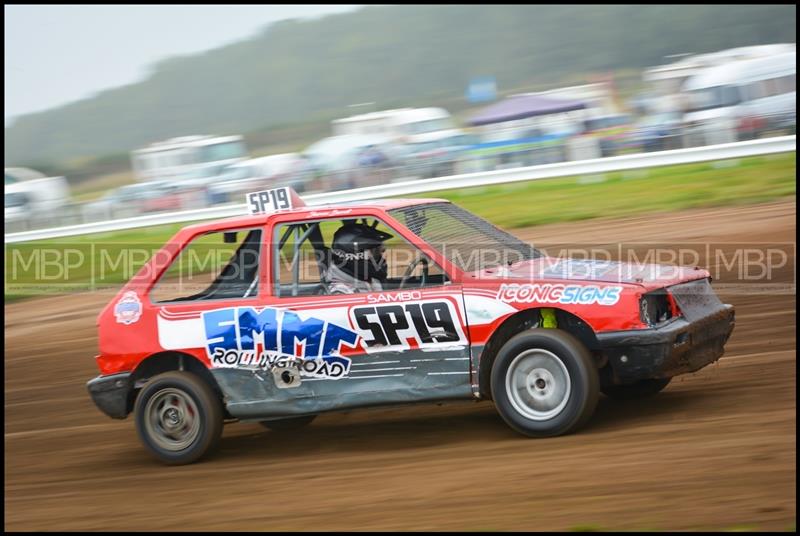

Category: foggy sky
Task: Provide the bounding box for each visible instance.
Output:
[4,5,363,125]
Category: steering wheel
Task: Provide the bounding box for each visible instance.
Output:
[399,255,429,289]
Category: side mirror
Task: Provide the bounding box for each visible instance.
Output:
[223,232,238,244]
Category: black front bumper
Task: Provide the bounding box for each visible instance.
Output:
[87,372,133,419]
[597,304,735,383]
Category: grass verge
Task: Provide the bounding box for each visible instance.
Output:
[415,152,795,229]
[5,152,795,301]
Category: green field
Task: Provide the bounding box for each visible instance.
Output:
[4,152,796,300]
[420,152,796,228]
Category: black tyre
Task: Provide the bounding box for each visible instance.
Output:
[601,377,671,400]
[491,329,599,437]
[259,415,317,431]
[134,371,224,465]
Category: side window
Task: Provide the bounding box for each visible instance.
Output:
[763,78,778,98]
[750,81,768,100]
[784,74,796,93]
[150,228,262,303]
[273,217,449,297]
[722,85,741,106]
[274,222,326,297]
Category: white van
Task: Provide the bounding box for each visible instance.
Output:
[389,107,462,143]
[131,135,248,184]
[5,168,71,230]
[332,107,464,145]
[682,51,796,144]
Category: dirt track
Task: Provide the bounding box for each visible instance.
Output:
[4,200,796,531]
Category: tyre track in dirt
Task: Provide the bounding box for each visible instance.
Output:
[4,200,796,531]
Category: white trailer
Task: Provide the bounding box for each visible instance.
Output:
[4,167,71,230]
[130,135,248,184]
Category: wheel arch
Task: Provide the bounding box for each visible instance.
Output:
[128,351,225,416]
[477,307,600,400]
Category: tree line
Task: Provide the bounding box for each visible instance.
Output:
[5,4,795,171]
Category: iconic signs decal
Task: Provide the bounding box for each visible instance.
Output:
[497,283,623,306]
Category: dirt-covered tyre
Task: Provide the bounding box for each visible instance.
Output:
[134,371,224,465]
[491,329,599,437]
[259,415,317,431]
[601,377,671,400]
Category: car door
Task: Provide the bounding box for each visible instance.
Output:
[146,224,268,384]
[244,212,474,418]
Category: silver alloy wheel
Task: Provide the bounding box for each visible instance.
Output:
[144,387,201,452]
[505,348,571,421]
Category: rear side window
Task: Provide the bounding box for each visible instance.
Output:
[150,228,262,303]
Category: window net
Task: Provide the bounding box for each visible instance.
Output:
[390,202,540,273]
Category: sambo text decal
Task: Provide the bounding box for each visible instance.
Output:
[202,307,359,379]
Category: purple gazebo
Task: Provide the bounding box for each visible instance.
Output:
[468,94,587,126]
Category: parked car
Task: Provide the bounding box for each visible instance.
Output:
[206,153,314,205]
[582,114,637,156]
[631,112,685,152]
[87,186,736,465]
[458,128,569,173]
[303,134,404,190]
[400,132,478,178]
[4,192,32,229]
[682,51,796,143]
[82,181,181,222]
[140,183,184,213]
[768,108,796,134]
[4,168,70,231]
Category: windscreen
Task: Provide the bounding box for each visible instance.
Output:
[200,141,247,162]
[687,85,741,112]
[389,202,540,273]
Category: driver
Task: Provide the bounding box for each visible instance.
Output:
[324,222,393,294]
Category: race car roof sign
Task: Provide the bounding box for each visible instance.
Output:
[246,187,306,215]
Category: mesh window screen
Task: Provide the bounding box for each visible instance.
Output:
[390,203,540,272]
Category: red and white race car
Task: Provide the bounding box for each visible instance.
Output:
[88,187,735,464]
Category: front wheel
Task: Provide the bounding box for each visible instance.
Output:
[134,371,224,465]
[491,329,599,437]
[601,377,671,400]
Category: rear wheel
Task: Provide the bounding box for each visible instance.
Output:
[601,377,672,400]
[259,415,317,431]
[134,371,224,465]
[491,329,599,437]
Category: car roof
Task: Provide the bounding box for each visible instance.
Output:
[683,51,796,91]
[179,198,450,234]
[119,180,171,191]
